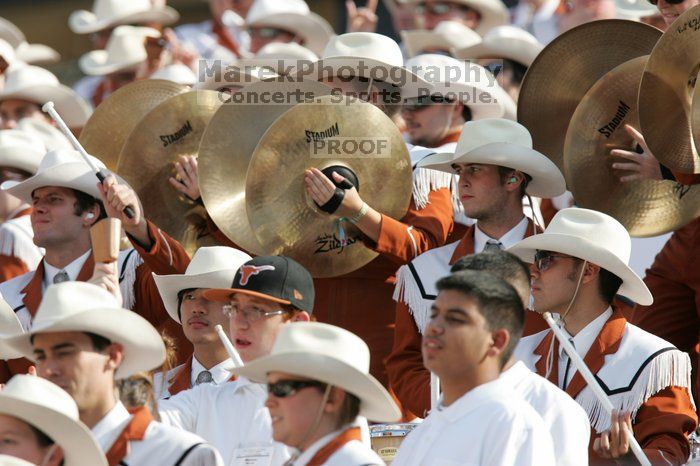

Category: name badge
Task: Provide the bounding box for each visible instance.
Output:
[231,446,273,466]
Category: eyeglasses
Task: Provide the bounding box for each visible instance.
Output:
[267,379,327,398]
[222,304,287,323]
[534,250,574,271]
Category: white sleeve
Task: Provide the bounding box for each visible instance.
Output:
[551,403,590,466]
[176,443,225,466]
[157,386,200,432]
[483,411,556,466]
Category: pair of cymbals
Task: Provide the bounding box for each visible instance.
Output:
[564,56,700,236]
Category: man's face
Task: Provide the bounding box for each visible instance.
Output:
[656,0,700,24]
[33,332,120,411]
[529,250,582,314]
[319,76,388,112]
[419,1,481,30]
[249,26,299,54]
[180,288,229,346]
[228,294,290,363]
[454,163,511,219]
[0,415,63,466]
[30,187,91,249]
[0,100,51,130]
[423,289,497,380]
[402,97,461,147]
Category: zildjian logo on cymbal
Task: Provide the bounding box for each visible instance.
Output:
[597,101,631,139]
[160,120,193,147]
[314,232,359,254]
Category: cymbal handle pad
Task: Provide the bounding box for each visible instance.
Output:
[95,170,136,219]
[317,188,345,214]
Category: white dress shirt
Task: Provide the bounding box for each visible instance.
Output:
[190,357,232,387]
[92,401,223,466]
[501,361,590,466]
[558,307,612,389]
[158,376,291,465]
[42,249,91,290]
[474,216,530,253]
[392,376,555,466]
[291,427,383,466]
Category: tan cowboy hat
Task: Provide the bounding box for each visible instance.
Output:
[150,64,197,86]
[1,148,109,203]
[418,118,566,197]
[246,0,334,56]
[79,25,161,76]
[401,21,481,58]
[235,42,318,75]
[0,296,24,360]
[405,54,506,120]
[69,0,179,34]
[402,0,509,35]
[0,129,45,174]
[237,322,401,423]
[452,25,543,67]
[0,17,60,65]
[508,207,653,305]
[0,375,107,466]
[295,32,433,98]
[5,282,166,379]
[153,246,252,323]
[0,65,92,128]
[195,65,279,91]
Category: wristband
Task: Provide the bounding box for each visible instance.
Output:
[350,203,368,224]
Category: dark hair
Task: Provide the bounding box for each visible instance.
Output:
[451,251,531,307]
[497,166,531,197]
[29,424,64,466]
[336,391,361,429]
[598,267,623,304]
[461,104,473,123]
[71,189,107,221]
[502,58,528,86]
[436,270,524,366]
[176,288,198,321]
[86,332,112,352]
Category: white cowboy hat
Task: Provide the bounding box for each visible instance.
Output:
[79,25,161,76]
[0,296,24,360]
[0,455,35,466]
[153,246,252,323]
[150,63,197,86]
[235,42,318,75]
[295,32,433,98]
[0,39,17,65]
[237,322,401,423]
[0,375,107,466]
[0,65,92,128]
[16,118,73,151]
[614,0,658,19]
[452,25,543,67]
[405,54,506,120]
[402,0,508,35]
[195,65,279,91]
[508,208,653,305]
[418,118,565,197]
[4,282,166,379]
[0,129,45,174]
[0,18,60,65]
[0,148,111,204]
[401,21,481,58]
[246,0,334,56]
[69,0,179,35]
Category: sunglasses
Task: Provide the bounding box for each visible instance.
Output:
[415,2,468,15]
[251,27,291,39]
[267,379,327,398]
[533,250,574,271]
[403,94,455,111]
[646,0,684,5]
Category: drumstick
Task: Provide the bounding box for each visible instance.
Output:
[41,102,135,219]
[542,312,651,466]
[430,372,440,411]
[215,324,244,368]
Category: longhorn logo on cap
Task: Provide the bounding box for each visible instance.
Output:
[239,265,276,285]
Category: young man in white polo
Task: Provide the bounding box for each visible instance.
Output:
[511,208,698,464]
[392,270,556,465]
[152,246,252,397]
[0,148,193,381]
[387,118,566,417]
[158,255,315,465]
[4,281,223,466]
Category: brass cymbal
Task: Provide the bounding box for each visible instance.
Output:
[246,95,413,278]
[518,20,661,174]
[198,78,332,254]
[79,79,189,170]
[639,4,700,174]
[564,56,700,237]
[117,90,223,255]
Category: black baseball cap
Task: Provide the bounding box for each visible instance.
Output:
[203,256,314,313]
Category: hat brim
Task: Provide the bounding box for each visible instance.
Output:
[453,40,542,67]
[508,232,653,305]
[293,57,433,98]
[202,288,292,306]
[1,162,104,204]
[0,395,106,466]
[79,50,145,76]
[15,43,61,65]
[153,270,238,323]
[0,146,44,174]
[0,298,24,359]
[417,141,566,197]
[248,13,334,56]
[401,30,479,58]
[236,351,401,423]
[69,7,179,34]
[4,308,165,379]
[0,86,91,127]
